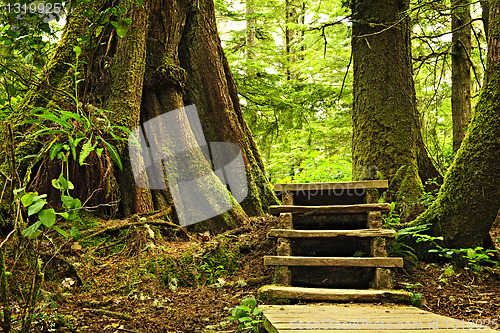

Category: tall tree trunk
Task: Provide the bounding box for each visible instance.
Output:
[246,0,256,62]
[413,0,500,250]
[284,0,303,81]
[451,0,473,152]
[179,0,278,216]
[1,0,277,231]
[351,0,424,212]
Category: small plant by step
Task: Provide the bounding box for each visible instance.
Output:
[228,297,265,332]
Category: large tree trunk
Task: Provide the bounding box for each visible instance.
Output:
[351,0,425,213]
[413,1,500,249]
[1,0,277,232]
[451,0,473,152]
[179,0,279,217]
[351,0,441,193]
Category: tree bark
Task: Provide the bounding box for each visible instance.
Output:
[246,0,256,62]
[351,0,441,191]
[351,0,424,210]
[413,0,500,250]
[284,0,303,81]
[179,0,278,217]
[1,0,277,231]
[451,0,473,152]
[481,0,490,42]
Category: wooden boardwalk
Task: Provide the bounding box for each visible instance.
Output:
[261,182,498,333]
[261,304,499,332]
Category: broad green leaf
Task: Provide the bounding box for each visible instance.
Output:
[52,178,63,190]
[28,200,46,216]
[61,195,81,210]
[22,221,41,238]
[57,212,69,219]
[61,195,74,208]
[52,226,68,238]
[115,18,131,38]
[39,209,56,227]
[21,192,37,207]
[242,297,257,310]
[72,198,82,209]
[58,174,69,191]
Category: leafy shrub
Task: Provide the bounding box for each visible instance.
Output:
[229,297,264,332]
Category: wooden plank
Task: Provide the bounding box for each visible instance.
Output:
[269,203,391,215]
[274,180,389,192]
[258,286,411,303]
[268,229,396,239]
[260,304,499,332]
[264,256,403,268]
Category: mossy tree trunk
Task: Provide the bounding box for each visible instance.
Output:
[351,0,427,213]
[451,0,473,153]
[413,0,500,249]
[1,0,278,232]
[179,0,278,217]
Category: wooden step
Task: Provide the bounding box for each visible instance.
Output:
[264,256,403,268]
[258,285,411,303]
[268,228,396,239]
[274,180,389,192]
[270,203,391,216]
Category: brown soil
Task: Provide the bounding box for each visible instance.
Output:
[4,214,500,332]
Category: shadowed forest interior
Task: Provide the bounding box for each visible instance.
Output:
[0,0,499,332]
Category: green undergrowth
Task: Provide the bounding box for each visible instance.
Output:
[146,235,242,288]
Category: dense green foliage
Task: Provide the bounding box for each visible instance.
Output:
[215,0,488,183]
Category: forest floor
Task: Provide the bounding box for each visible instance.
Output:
[6,214,500,332]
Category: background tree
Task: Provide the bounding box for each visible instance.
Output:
[413,0,500,250]
[350,0,430,214]
[451,0,473,152]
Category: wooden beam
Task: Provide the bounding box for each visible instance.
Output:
[258,286,411,303]
[269,203,391,215]
[264,256,403,268]
[268,229,396,239]
[274,180,389,192]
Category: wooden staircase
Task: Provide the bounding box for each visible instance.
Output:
[259,180,412,303]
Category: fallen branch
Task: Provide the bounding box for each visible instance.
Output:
[82,210,181,240]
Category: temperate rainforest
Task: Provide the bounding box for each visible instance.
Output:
[0,0,499,332]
